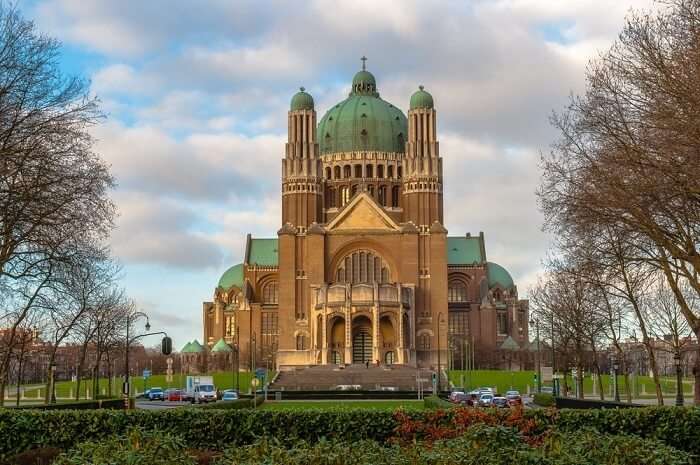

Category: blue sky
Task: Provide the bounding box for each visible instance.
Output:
[21,0,656,348]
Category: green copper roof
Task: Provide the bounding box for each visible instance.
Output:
[317,68,407,155]
[290,87,314,111]
[211,338,233,353]
[247,238,279,266]
[447,236,484,265]
[189,340,205,353]
[410,86,434,110]
[180,342,194,353]
[500,336,520,351]
[487,262,515,290]
[218,263,244,291]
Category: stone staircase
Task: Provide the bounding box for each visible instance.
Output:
[270,364,441,391]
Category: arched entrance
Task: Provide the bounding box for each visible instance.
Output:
[329,316,346,364]
[384,351,395,364]
[352,316,372,364]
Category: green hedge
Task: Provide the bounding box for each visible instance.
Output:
[198,395,265,410]
[533,392,554,407]
[423,395,455,409]
[1,407,700,460]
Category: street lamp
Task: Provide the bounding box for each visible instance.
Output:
[530,317,542,393]
[437,313,445,393]
[674,352,684,407]
[610,353,620,402]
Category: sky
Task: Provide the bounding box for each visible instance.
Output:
[21,0,658,349]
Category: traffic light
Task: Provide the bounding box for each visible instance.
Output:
[161,336,172,355]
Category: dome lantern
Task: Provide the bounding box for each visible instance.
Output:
[409,85,434,110]
[290,86,314,111]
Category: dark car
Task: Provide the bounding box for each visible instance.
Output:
[449,392,472,406]
[506,394,522,407]
[148,387,164,401]
[165,388,182,401]
[492,396,509,408]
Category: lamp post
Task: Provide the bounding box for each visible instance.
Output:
[530,317,542,393]
[124,311,150,401]
[674,352,684,407]
[610,353,620,402]
[437,313,444,393]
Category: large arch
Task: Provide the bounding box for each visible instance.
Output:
[328,240,398,284]
[379,315,396,365]
[351,315,372,364]
[328,315,346,364]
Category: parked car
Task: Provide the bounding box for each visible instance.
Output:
[165,389,182,401]
[478,387,494,396]
[492,396,509,408]
[478,393,494,407]
[221,390,239,401]
[449,391,465,402]
[148,387,164,401]
[506,393,522,407]
[505,390,520,396]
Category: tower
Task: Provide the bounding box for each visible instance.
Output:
[282,87,323,230]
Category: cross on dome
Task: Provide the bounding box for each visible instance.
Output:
[361,55,367,71]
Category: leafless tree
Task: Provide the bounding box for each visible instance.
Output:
[539,0,700,404]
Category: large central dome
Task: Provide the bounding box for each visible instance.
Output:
[317,68,408,155]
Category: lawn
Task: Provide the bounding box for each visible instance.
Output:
[448,369,694,397]
[260,400,425,411]
[18,371,269,400]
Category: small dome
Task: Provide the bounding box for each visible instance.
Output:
[211,338,233,353]
[352,70,377,96]
[218,263,244,291]
[290,87,314,111]
[410,85,434,110]
[487,262,514,289]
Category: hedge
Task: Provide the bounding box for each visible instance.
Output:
[423,395,455,409]
[198,395,265,410]
[1,407,699,460]
[533,392,554,407]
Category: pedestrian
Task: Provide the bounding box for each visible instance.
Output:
[365,360,369,369]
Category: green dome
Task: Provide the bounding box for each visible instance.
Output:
[487,262,514,290]
[211,338,233,353]
[410,85,434,110]
[218,263,244,290]
[318,69,407,155]
[290,87,314,111]
[180,342,194,353]
[189,339,205,353]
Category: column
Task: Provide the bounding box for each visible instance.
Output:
[344,287,352,363]
[321,304,328,364]
[372,283,380,363]
[397,311,405,364]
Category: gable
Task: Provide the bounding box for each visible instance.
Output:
[327,193,400,231]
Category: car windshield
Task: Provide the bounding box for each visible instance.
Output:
[200,385,214,392]
[151,388,162,393]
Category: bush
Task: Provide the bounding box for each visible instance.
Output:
[198,395,265,410]
[533,393,554,407]
[52,429,196,465]
[423,395,454,410]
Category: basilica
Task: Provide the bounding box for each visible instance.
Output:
[202,62,529,371]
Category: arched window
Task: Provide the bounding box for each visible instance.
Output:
[325,167,331,179]
[378,185,387,206]
[343,165,351,178]
[397,166,402,179]
[334,166,341,179]
[340,186,350,206]
[354,164,362,178]
[366,165,373,178]
[335,250,390,284]
[296,334,307,350]
[387,165,394,178]
[377,165,384,178]
[391,186,399,207]
[493,289,502,302]
[448,283,467,302]
[263,282,278,304]
[419,333,431,350]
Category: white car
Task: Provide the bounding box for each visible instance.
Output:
[478,393,494,406]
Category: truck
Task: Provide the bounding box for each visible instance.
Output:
[184,376,217,403]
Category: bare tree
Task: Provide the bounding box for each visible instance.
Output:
[539,0,700,403]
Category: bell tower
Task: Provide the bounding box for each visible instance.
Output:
[282,87,323,230]
[403,86,443,227]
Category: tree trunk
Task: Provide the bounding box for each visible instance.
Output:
[15,353,24,407]
[44,351,58,404]
[621,357,632,403]
[643,338,664,405]
[693,348,700,406]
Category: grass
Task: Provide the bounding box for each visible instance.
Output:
[18,371,269,399]
[260,400,424,411]
[448,370,694,396]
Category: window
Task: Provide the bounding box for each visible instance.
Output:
[263,282,278,304]
[340,186,350,206]
[497,311,508,336]
[334,166,341,179]
[448,284,467,302]
[296,334,307,350]
[397,166,402,178]
[377,165,384,178]
[493,289,502,302]
[378,185,387,206]
[335,250,390,284]
[326,188,336,208]
[449,312,469,337]
[225,316,235,337]
[391,186,399,207]
[354,164,362,178]
[387,165,394,178]
[351,184,358,196]
[366,165,373,178]
[343,165,351,178]
[517,310,526,336]
[325,167,331,179]
[419,333,431,350]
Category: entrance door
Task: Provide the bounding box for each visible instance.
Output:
[352,327,372,363]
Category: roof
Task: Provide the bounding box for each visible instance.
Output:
[180,342,193,353]
[447,236,484,265]
[218,263,244,291]
[487,262,515,290]
[410,85,434,110]
[247,238,279,266]
[290,87,314,111]
[500,336,520,351]
[211,338,233,353]
[189,340,205,353]
[317,68,407,155]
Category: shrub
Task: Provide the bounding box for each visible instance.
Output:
[423,395,454,410]
[533,393,554,407]
[52,429,196,465]
[198,395,265,410]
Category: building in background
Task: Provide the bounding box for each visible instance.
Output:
[202,62,528,370]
